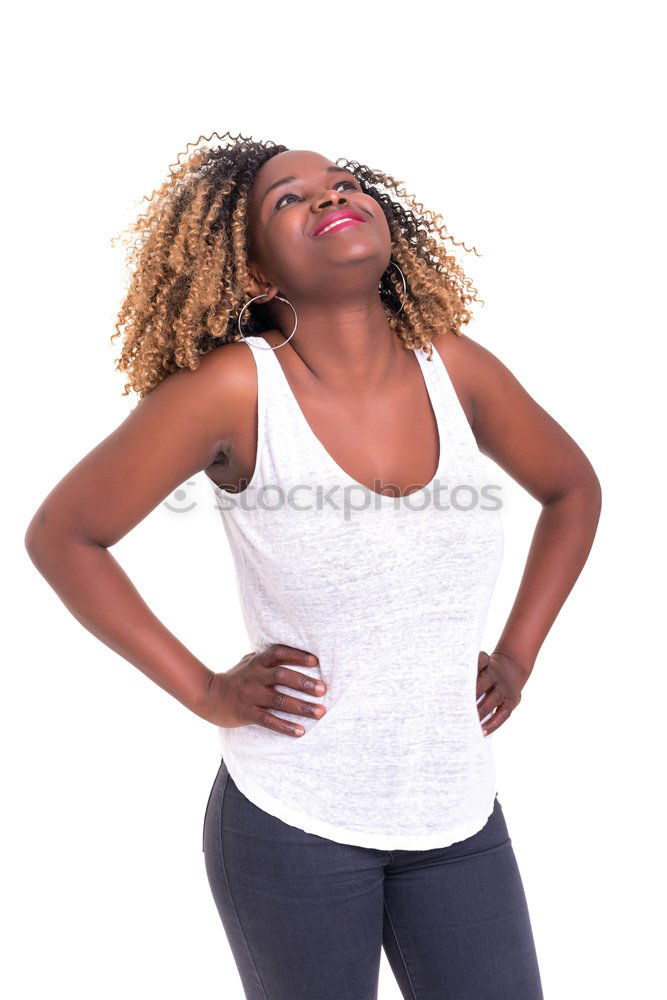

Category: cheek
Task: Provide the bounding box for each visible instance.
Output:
[246,223,287,275]
[370,209,392,247]
[245,218,261,264]
[275,211,306,240]
[263,214,312,266]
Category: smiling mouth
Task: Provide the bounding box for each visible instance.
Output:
[314,217,365,237]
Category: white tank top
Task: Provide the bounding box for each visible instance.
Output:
[210,334,504,850]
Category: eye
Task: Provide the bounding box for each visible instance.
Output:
[274,178,358,211]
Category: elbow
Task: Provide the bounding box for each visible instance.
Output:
[24,512,51,570]
[582,465,602,511]
[544,464,602,512]
[25,503,106,569]
[25,506,45,558]
[562,466,603,523]
[24,504,69,570]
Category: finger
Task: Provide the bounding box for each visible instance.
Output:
[267,664,327,697]
[482,704,511,736]
[476,669,494,701]
[477,650,491,673]
[260,685,327,721]
[478,688,503,726]
[253,708,308,739]
[262,644,320,670]
[477,653,493,695]
[476,685,498,721]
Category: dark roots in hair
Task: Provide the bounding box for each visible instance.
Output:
[110,130,484,397]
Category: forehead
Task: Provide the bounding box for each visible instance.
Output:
[255,149,335,186]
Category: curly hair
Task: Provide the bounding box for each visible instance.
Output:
[110,130,484,398]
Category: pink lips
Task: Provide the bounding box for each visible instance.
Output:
[312,210,366,237]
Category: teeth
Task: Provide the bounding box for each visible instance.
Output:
[318,217,358,235]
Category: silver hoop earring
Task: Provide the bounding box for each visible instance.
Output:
[236,292,298,350]
[380,260,407,315]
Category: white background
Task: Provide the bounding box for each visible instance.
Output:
[4,1,665,996]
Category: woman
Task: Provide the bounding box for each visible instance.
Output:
[25,132,601,999]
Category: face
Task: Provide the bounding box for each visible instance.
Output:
[245,149,392,305]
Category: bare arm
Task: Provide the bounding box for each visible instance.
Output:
[438,331,602,680]
[24,343,256,720]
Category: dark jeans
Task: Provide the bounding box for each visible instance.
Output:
[202,757,544,1000]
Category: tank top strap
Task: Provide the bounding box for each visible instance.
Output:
[238,334,297,395]
[233,334,481,497]
[241,331,300,396]
[219,335,287,499]
[241,334,464,440]
[414,339,477,452]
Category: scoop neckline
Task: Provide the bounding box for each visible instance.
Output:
[250,337,446,507]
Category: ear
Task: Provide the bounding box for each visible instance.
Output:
[246,284,275,303]
[243,261,279,303]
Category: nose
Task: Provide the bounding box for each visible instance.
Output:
[314,189,349,211]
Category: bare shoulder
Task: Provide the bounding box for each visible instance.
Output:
[143,338,258,447]
[177,338,257,405]
[429,327,524,429]
[428,327,481,427]
[24,339,259,548]
[431,327,600,501]
[429,326,498,382]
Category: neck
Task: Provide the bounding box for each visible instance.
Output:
[265,295,407,395]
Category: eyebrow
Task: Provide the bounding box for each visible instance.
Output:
[260,166,357,206]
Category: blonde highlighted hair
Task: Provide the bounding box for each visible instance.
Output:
[111,130,483,398]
